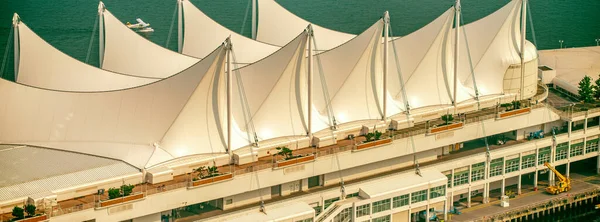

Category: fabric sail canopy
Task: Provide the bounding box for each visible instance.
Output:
[256,0,356,51]
[181,0,279,65]
[101,4,199,78]
[1,40,228,168]
[15,20,158,92]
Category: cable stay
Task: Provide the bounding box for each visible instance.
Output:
[0,27,13,79]
[231,49,260,147]
[526,0,538,55]
[85,14,99,65]
[240,0,252,36]
[165,3,178,49]
[389,25,420,176]
[312,34,338,130]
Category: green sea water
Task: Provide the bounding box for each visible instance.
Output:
[0,0,599,80]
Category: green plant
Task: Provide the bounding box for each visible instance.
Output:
[24,204,36,217]
[121,184,134,197]
[578,75,594,103]
[107,184,135,199]
[594,74,600,100]
[374,130,383,140]
[12,206,24,220]
[511,100,521,110]
[108,187,121,199]
[441,114,454,125]
[207,166,219,177]
[275,146,294,160]
[195,166,207,179]
[364,132,375,142]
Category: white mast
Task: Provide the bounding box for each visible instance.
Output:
[383,11,389,121]
[12,13,19,80]
[178,0,183,53]
[307,25,313,138]
[251,0,257,39]
[453,0,461,112]
[226,37,233,159]
[520,0,527,100]
[98,2,105,67]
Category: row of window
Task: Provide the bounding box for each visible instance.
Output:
[355,186,445,218]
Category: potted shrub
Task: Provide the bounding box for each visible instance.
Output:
[24,204,36,217]
[273,146,315,168]
[12,206,24,220]
[356,130,392,150]
[191,165,233,187]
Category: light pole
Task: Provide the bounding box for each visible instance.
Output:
[596,39,600,46]
[559,40,564,49]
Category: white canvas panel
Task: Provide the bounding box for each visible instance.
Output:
[102,9,199,78]
[16,22,156,91]
[0,45,227,168]
[256,0,355,50]
[181,0,278,65]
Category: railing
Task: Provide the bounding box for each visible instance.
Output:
[233,162,273,176]
[50,202,95,217]
[146,181,188,196]
[316,204,340,222]
[316,144,352,157]
[531,83,549,104]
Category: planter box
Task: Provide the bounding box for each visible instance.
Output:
[356,138,392,150]
[14,215,48,222]
[497,107,531,119]
[275,155,315,168]
[429,122,464,134]
[191,173,233,187]
[99,193,145,208]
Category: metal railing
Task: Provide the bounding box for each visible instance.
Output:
[50,202,95,217]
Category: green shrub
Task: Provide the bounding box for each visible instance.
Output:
[108,187,121,199]
[364,132,375,142]
[24,204,36,217]
[12,206,24,220]
[374,130,383,140]
[121,184,135,197]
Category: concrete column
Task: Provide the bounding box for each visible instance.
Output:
[450,169,455,188]
[597,154,600,174]
[566,162,571,178]
[501,178,506,196]
[468,164,473,184]
[584,114,588,133]
[518,174,522,195]
[534,170,538,188]
[449,191,454,211]
[568,121,572,137]
[408,208,412,222]
[443,194,448,221]
[467,187,472,208]
[483,182,489,203]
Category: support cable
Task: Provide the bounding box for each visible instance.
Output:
[526,0,538,51]
[312,35,337,129]
[389,25,420,176]
[85,14,99,64]
[231,50,259,145]
[165,4,178,49]
[0,28,13,79]
[240,0,252,36]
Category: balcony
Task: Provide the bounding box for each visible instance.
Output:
[97,193,145,208]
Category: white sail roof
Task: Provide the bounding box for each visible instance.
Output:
[0,43,227,168]
[313,19,384,125]
[181,0,279,65]
[256,0,356,50]
[232,31,312,143]
[457,0,537,96]
[101,6,199,78]
[15,20,157,91]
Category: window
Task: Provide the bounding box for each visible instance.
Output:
[393,194,409,208]
[538,147,551,165]
[570,143,583,157]
[430,186,446,199]
[313,205,322,216]
[505,158,520,173]
[556,144,568,161]
[356,204,370,217]
[225,199,233,205]
[586,140,598,153]
[308,175,321,188]
[346,192,359,199]
[489,158,504,177]
[453,171,469,186]
[521,154,535,169]
[372,199,391,214]
[296,219,313,222]
[333,207,352,222]
[445,173,452,188]
[372,215,391,222]
[471,162,485,182]
[411,190,427,204]
[324,197,340,210]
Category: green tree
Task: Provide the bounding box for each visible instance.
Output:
[578,75,594,103]
[275,146,293,160]
[594,74,600,100]
[121,184,135,196]
[12,206,24,219]
[24,204,36,217]
[441,114,454,125]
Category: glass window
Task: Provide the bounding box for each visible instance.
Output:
[586,140,598,153]
[570,143,584,157]
[324,197,340,210]
[453,171,469,186]
[538,147,551,165]
[372,199,391,214]
[521,154,535,169]
[393,194,409,208]
[308,175,321,188]
[505,158,520,173]
[489,158,504,177]
[346,192,359,199]
[411,190,427,204]
[313,205,322,216]
[445,174,452,188]
[471,162,485,182]
[372,215,391,222]
[333,207,352,222]
[356,204,370,217]
[556,145,568,161]
[430,186,446,199]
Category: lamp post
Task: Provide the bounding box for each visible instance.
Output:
[596,39,600,46]
[559,40,564,49]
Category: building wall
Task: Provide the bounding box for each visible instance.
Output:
[132,212,160,222]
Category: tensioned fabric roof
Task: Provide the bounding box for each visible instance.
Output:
[0,145,139,203]
[0,43,227,168]
[256,0,356,50]
[100,3,199,78]
[539,46,600,95]
[181,0,279,65]
[14,19,157,91]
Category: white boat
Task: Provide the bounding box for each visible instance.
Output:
[136,27,154,33]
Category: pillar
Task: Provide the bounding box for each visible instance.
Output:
[467,187,472,208]
[533,170,538,189]
[584,115,588,133]
[568,121,572,137]
[518,174,522,195]
[483,182,490,203]
[566,162,570,178]
[597,154,600,174]
[443,196,448,221]
[501,178,506,196]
